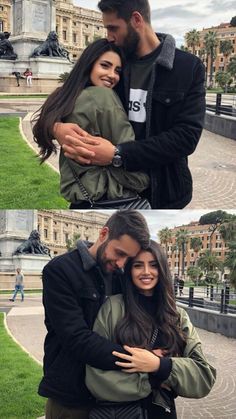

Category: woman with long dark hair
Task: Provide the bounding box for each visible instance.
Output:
[86,240,216,419]
[33,38,149,208]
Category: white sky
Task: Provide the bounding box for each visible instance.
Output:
[74,0,235,46]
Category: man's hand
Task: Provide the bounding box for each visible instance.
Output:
[53,122,115,165]
[112,345,161,373]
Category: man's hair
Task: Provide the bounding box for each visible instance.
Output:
[98,0,151,24]
[104,210,150,249]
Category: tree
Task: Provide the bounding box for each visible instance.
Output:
[66,233,81,251]
[199,210,228,225]
[228,56,236,78]
[219,215,236,244]
[58,72,70,83]
[175,229,189,276]
[190,237,202,265]
[215,71,233,93]
[204,31,218,87]
[220,40,234,71]
[230,16,236,26]
[158,227,172,255]
[198,250,224,282]
[187,266,202,284]
[185,29,200,55]
[224,242,236,289]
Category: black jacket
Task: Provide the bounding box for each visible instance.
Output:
[119,33,206,209]
[38,241,124,407]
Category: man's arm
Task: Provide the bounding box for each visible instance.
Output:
[43,262,126,371]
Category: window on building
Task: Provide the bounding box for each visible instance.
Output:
[63,18,67,23]
[54,251,58,255]
[44,217,48,221]
[0,20,3,32]
[44,229,48,238]
[64,233,69,242]
[73,21,76,26]
[53,231,58,241]
[84,35,89,45]
[54,221,57,225]
[56,25,58,33]
[85,24,89,28]
[63,30,67,41]
[85,236,89,241]
[0,7,4,11]
[73,33,77,43]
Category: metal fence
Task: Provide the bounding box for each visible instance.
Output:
[206,93,236,117]
[175,285,236,315]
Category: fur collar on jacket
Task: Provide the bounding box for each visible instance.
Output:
[155,33,176,70]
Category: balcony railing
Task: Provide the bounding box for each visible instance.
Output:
[206,93,236,117]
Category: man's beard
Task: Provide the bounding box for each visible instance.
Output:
[96,240,117,274]
[122,24,140,59]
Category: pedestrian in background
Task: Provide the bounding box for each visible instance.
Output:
[23,68,33,86]
[9,268,24,302]
[178,277,185,296]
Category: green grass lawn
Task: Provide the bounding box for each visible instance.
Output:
[0,117,68,208]
[0,313,45,419]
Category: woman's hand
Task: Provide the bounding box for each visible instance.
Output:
[53,122,114,165]
[112,345,161,373]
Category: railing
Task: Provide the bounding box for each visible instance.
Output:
[175,285,236,315]
[206,93,236,117]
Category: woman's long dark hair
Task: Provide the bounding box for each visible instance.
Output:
[115,240,186,356]
[32,38,125,162]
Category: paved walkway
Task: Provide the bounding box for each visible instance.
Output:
[1,98,236,208]
[1,295,236,419]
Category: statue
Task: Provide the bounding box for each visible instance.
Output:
[0,32,17,60]
[31,31,71,61]
[13,230,51,257]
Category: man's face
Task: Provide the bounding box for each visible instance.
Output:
[97,232,141,274]
[103,11,140,57]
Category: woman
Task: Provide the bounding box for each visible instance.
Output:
[86,240,216,419]
[33,39,149,208]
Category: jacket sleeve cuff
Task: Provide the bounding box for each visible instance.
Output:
[149,357,172,388]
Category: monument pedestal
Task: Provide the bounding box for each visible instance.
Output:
[12,254,50,272]
[0,57,72,93]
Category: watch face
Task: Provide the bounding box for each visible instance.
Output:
[112,155,123,167]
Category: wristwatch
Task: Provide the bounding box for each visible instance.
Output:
[112,145,123,168]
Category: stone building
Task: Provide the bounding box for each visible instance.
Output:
[0,0,11,32]
[0,0,106,60]
[38,210,109,256]
[160,221,229,278]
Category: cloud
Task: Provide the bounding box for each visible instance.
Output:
[151,5,205,21]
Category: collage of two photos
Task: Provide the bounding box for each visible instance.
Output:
[0,0,236,419]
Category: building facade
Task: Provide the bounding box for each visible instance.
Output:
[0,0,106,59]
[0,0,11,32]
[160,221,228,278]
[185,22,236,85]
[38,210,109,256]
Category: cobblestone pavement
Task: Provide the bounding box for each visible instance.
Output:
[1,295,236,419]
[1,99,236,208]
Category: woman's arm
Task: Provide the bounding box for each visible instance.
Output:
[85,296,152,402]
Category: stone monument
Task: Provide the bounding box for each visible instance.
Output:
[0,210,50,273]
[0,0,73,93]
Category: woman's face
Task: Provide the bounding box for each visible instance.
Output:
[90,51,122,89]
[131,250,159,296]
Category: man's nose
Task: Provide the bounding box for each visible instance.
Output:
[107,32,115,43]
[116,257,127,269]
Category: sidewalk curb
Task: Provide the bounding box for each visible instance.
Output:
[3,311,43,367]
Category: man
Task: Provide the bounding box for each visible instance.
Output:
[9,268,24,302]
[53,0,205,209]
[39,210,156,418]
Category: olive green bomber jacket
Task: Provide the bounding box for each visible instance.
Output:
[60,86,149,203]
[85,295,216,409]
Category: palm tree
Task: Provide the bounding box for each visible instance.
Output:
[204,31,218,87]
[219,216,236,244]
[175,229,189,277]
[190,237,202,265]
[198,250,224,283]
[158,227,172,255]
[220,40,234,71]
[224,242,236,289]
[185,29,200,55]
[228,56,236,78]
